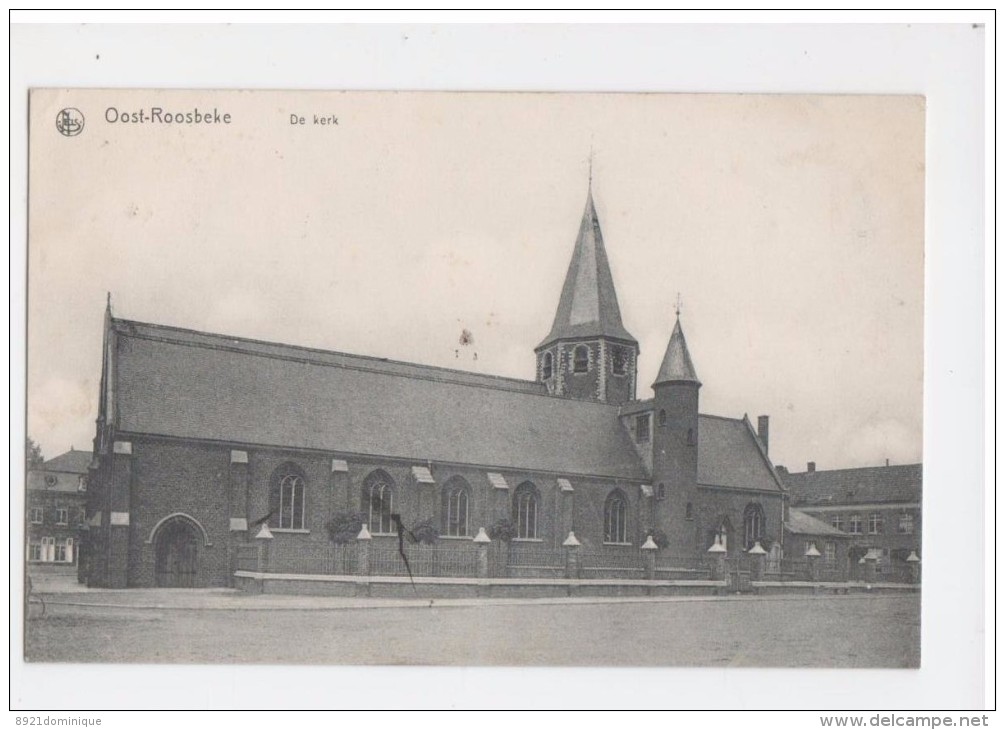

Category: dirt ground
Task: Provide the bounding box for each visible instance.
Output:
[24,592,920,667]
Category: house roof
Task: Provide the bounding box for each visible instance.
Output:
[785,509,850,537]
[110,318,648,481]
[696,415,784,493]
[42,449,92,474]
[654,317,701,386]
[782,464,922,506]
[537,187,637,349]
[27,449,91,493]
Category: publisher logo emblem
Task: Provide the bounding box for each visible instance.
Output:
[56,108,85,137]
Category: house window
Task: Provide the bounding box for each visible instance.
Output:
[604,490,629,544]
[898,514,914,534]
[56,508,68,526]
[868,513,884,534]
[28,543,41,561]
[513,482,539,540]
[54,538,69,563]
[685,502,694,520]
[442,478,471,537]
[542,352,553,380]
[657,483,667,501]
[743,503,765,549]
[658,409,667,427]
[364,472,395,535]
[636,414,651,443]
[848,515,863,534]
[611,346,628,376]
[30,508,43,524]
[40,536,55,562]
[830,515,846,531]
[824,542,837,562]
[572,345,590,373]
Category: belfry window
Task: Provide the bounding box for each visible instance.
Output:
[611,346,628,376]
[542,352,553,380]
[572,345,590,373]
[636,414,651,443]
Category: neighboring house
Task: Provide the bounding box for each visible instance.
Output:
[779,462,922,580]
[84,184,786,588]
[26,449,90,571]
[782,508,854,580]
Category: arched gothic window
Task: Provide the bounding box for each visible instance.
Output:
[542,352,553,380]
[743,503,765,549]
[512,482,539,539]
[442,477,471,537]
[611,346,628,376]
[572,345,590,373]
[604,490,629,544]
[270,463,307,530]
[363,470,395,535]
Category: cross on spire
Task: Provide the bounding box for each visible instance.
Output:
[675,292,683,318]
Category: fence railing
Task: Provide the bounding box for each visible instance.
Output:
[269,543,358,575]
[504,545,564,569]
[369,544,480,578]
[655,554,710,579]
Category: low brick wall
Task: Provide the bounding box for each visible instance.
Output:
[234,571,729,599]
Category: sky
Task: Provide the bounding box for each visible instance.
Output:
[26,89,924,472]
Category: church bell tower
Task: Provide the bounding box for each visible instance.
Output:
[535,185,638,405]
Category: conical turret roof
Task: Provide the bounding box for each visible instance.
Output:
[654,317,701,386]
[538,188,637,349]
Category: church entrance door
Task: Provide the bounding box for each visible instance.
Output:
[155,518,198,587]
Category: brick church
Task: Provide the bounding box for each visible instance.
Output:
[83,185,786,588]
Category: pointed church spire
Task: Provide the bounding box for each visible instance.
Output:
[654,315,701,387]
[538,186,637,349]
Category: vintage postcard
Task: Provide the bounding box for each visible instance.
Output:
[25,88,924,668]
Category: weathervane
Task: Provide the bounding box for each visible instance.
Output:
[675,292,683,318]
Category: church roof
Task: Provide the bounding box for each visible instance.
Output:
[654,317,700,386]
[697,415,784,493]
[108,318,647,481]
[104,317,784,492]
[538,188,637,349]
[782,463,922,507]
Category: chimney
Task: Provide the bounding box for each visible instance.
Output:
[757,415,770,454]
[885,458,890,467]
[807,461,816,473]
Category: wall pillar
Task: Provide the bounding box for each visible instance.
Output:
[805,543,821,582]
[254,523,273,573]
[559,479,574,540]
[707,534,727,584]
[228,450,250,587]
[355,523,372,597]
[641,535,658,580]
[106,440,133,588]
[747,541,767,581]
[330,458,350,523]
[563,531,581,580]
[906,551,921,584]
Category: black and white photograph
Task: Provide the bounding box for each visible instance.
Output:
[11,19,989,714]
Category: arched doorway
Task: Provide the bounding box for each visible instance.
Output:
[154,517,199,587]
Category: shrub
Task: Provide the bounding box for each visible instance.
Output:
[325,511,367,544]
[410,518,439,545]
[488,517,517,543]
